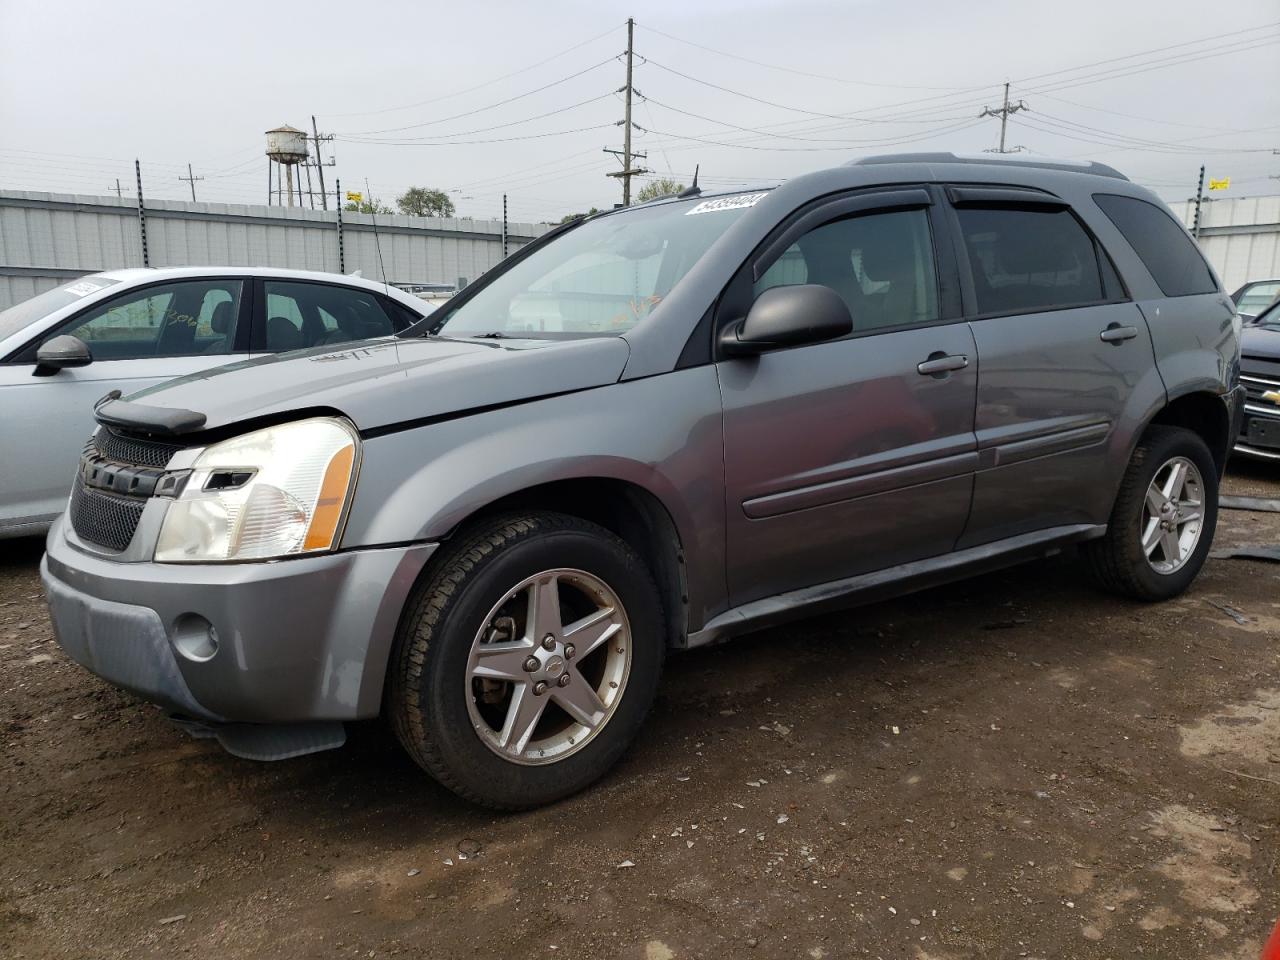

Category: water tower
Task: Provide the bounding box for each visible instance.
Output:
[266,124,310,207]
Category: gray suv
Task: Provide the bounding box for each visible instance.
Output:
[41,154,1244,808]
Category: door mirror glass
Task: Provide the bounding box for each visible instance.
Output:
[33,335,92,375]
[721,284,852,356]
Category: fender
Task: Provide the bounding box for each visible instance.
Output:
[339,366,730,632]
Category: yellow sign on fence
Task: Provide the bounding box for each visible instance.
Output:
[1208,177,1231,191]
[346,191,364,202]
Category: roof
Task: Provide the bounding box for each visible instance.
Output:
[91,266,427,311]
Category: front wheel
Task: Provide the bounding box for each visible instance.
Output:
[1085,425,1219,601]
[388,512,665,809]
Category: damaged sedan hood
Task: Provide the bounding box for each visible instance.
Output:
[107,335,631,437]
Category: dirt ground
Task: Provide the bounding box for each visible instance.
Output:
[2,463,1278,960]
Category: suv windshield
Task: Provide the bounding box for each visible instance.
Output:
[0,275,121,344]
[430,192,769,339]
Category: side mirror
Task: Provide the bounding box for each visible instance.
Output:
[33,335,93,376]
[719,284,853,357]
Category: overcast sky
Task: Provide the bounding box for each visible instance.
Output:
[1,0,1277,223]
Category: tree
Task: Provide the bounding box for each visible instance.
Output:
[397,186,455,218]
[558,206,601,224]
[635,178,685,203]
[344,196,393,215]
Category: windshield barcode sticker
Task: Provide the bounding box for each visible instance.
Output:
[64,279,111,297]
[685,192,769,216]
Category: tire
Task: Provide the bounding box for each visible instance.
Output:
[1085,425,1219,601]
[388,512,665,809]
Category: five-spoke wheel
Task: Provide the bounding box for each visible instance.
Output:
[389,512,664,809]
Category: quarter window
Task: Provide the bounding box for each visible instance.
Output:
[58,279,243,359]
[754,208,939,333]
[1093,194,1216,298]
[955,207,1105,315]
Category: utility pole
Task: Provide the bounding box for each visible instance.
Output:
[311,115,334,210]
[979,83,1029,154]
[605,17,647,205]
[178,163,204,202]
[111,178,124,198]
[1192,164,1206,239]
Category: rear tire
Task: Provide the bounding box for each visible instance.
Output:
[1085,425,1218,601]
[388,512,665,810]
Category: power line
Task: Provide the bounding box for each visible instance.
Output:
[340,57,619,136]
[336,93,615,143]
[322,24,622,119]
[639,22,975,91]
[337,123,617,147]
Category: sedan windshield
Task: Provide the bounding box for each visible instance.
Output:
[430,191,769,339]
[0,275,121,343]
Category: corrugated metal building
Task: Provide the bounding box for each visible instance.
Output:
[0,190,550,310]
[1175,195,1280,292]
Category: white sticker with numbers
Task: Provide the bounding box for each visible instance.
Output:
[64,279,112,297]
[685,192,769,216]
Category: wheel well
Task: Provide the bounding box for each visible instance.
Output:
[447,479,689,649]
[1149,391,1230,475]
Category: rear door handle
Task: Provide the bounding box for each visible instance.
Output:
[917,353,969,376]
[1099,324,1139,344]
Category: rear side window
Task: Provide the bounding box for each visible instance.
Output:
[1093,194,1216,297]
[260,281,402,352]
[955,207,1106,315]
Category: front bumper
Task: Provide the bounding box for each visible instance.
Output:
[42,515,437,724]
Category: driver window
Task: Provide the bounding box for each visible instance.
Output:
[753,208,939,333]
[59,280,243,359]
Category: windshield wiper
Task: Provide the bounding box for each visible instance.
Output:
[472,331,513,339]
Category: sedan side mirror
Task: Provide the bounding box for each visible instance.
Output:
[719,284,853,357]
[33,335,93,377]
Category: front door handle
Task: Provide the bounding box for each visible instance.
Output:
[1099,324,1139,344]
[917,353,969,377]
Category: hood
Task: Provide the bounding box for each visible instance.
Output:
[1242,325,1280,364]
[109,335,631,436]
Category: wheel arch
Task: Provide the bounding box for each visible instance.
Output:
[411,475,691,652]
[1145,389,1232,476]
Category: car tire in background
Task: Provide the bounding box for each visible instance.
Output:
[388,512,665,809]
[1085,425,1219,601]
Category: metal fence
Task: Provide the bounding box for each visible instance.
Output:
[1175,195,1280,292]
[0,190,551,310]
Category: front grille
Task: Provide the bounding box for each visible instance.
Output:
[1241,373,1280,406]
[93,429,183,468]
[67,429,187,550]
[69,482,147,551]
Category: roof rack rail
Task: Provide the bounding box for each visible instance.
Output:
[847,152,1129,181]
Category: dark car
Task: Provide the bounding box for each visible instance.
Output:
[1231,278,1280,322]
[1237,299,1280,460]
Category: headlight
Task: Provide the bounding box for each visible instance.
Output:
[154,417,359,563]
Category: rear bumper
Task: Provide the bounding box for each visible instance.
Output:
[42,516,437,723]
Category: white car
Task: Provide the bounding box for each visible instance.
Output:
[0,266,431,538]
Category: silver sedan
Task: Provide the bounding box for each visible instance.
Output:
[0,266,429,538]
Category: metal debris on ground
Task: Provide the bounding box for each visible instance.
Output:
[1209,544,1280,563]
[1219,495,1280,513]
[1204,599,1250,625]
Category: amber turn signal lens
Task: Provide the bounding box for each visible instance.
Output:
[303,443,355,551]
